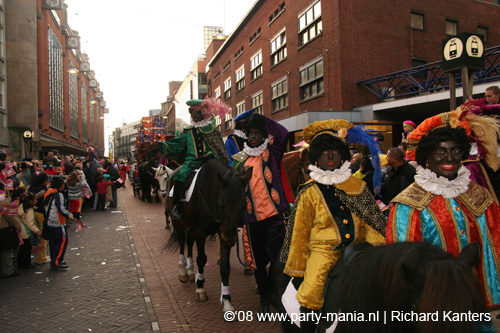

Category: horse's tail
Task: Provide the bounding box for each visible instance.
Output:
[165,228,180,252]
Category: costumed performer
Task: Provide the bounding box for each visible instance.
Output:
[231,113,289,315]
[157,97,230,219]
[281,119,386,332]
[386,105,500,327]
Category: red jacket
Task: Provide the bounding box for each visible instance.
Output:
[97,181,114,194]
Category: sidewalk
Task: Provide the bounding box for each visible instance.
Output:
[0,193,157,332]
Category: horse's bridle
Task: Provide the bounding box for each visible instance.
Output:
[156,166,170,197]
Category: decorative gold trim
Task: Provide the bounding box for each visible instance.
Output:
[426,207,447,252]
[391,184,434,211]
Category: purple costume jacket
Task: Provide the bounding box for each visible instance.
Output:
[232,118,289,224]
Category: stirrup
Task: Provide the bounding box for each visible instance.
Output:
[172,205,182,219]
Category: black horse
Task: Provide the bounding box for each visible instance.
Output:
[165,158,252,317]
[138,158,160,203]
[276,242,487,332]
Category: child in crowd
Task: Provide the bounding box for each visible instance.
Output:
[17,192,41,269]
[96,175,114,211]
[44,177,73,271]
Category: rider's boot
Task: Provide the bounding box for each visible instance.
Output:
[172,180,183,219]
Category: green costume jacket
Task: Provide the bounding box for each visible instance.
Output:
[160,122,229,182]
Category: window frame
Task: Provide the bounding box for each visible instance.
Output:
[236,65,245,92]
[236,100,246,116]
[299,56,324,101]
[251,90,264,115]
[298,0,322,47]
[478,25,489,43]
[445,19,458,36]
[411,11,424,31]
[270,29,287,67]
[271,76,288,112]
[250,50,263,81]
[223,78,232,100]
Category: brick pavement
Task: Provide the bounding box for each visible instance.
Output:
[123,182,282,332]
[0,187,156,332]
[0,182,285,332]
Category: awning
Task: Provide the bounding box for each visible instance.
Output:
[39,135,89,155]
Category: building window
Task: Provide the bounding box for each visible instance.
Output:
[411,12,424,30]
[223,60,231,72]
[271,30,287,66]
[225,112,232,130]
[234,46,244,60]
[271,77,288,112]
[214,71,220,82]
[249,27,262,44]
[48,27,64,132]
[478,26,489,43]
[412,58,427,68]
[90,103,95,145]
[269,2,286,24]
[0,79,4,111]
[250,51,263,81]
[298,1,322,46]
[299,57,324,101]
[69,61,79,139]
[236,101,246,116]
[215,86,221,98]
[446,19,457,36]
[236,66,245,91]
[81,82,88,143]
[224,78,232,100]
[251,90,263,115]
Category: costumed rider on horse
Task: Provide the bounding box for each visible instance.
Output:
[157,97,230,220]
[281,119,387,332]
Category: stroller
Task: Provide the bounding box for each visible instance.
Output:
[131,169,142,198]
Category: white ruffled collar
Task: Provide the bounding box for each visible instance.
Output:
[308,161,352,186]
[234,130,247,139]
[243,136,272,156]
[190,118,212,128]
[414,165,470,199]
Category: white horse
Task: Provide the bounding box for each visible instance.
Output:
[154,164,197,284]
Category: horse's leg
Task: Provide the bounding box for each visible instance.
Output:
[186,229,196,281]
[177,226,189,283]
[195,234,208,301]
[220,238,235,320]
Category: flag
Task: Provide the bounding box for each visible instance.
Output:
[75,219,84,232]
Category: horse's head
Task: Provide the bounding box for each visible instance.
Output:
[401,242,484,332]
[154,165,174,197]
[216,166,253,246]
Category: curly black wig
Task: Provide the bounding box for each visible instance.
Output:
[308,133,351,164]
[415,126,471,167]
[245,114,268,138]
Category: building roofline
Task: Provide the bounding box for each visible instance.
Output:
[207,0,262,67]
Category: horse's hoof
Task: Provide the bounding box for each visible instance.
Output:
[188,274,195,282]
[179,274,189,283]
[244,267,254,276]
[196,289,208,302]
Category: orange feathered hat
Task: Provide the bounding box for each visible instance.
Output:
[407,105,500,171]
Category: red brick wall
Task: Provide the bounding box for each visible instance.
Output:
[207,0,500,129]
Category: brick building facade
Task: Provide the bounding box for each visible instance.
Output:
[207,0,500,150]
[3,0,105,160]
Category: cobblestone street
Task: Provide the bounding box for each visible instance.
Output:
[0,182,281,332]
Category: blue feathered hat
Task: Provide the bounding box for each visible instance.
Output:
[303,119,383,189]
[234,109,254,130]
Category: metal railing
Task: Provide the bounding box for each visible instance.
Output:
[357,45,500,101]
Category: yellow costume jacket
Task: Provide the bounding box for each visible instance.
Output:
[283,176,385,309]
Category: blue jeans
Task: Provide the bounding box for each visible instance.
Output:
[110,185,118,207]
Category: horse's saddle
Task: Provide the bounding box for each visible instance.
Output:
[169,166,203,203]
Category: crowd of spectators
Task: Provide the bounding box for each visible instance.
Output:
[0,149,124,278]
